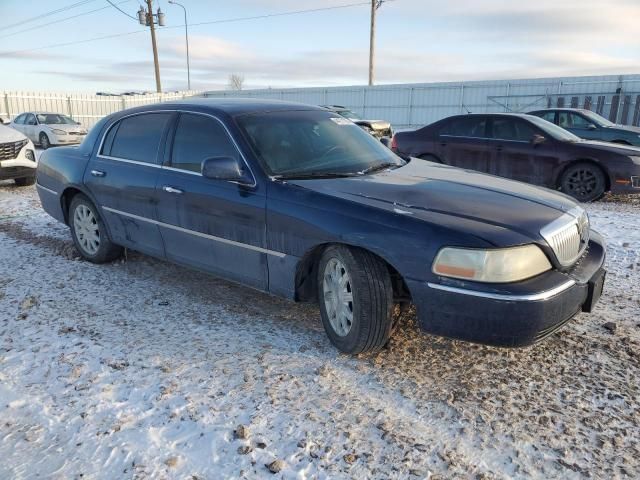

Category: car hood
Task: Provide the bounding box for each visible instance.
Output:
[604,124,640,135]
[354,120,391,130]
[43,123,87,133]
[574,139,640,155]
[0,124,28,142]
[289,160,579,246]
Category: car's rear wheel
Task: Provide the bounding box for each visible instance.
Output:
[317,245,394,354]
[560,162,606,202]
[14,175,35,187]
[69,194,122,263]
[39,132,51,150]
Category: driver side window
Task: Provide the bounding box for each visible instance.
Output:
[569,113,592,128]
[26,114,37,125]
[171,113,239,174]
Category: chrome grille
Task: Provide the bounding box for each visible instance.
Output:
[0,139,28,161]
[540,207,590,267]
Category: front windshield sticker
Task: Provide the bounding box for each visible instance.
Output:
[330,117,353,126]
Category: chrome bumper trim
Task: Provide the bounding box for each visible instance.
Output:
[427,279,576,302]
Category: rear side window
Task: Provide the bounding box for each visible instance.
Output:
[101,113,171,163]
[537,111,556,123]
[491,118,535,141]
[13,114,25,125]
[440,117,487,138]
[170,113,239,173]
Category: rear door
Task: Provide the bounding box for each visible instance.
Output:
[436,116,491,172]
[487,117,560,187]
[155,112,268,290]
[11,114,26,135]
[24,114,38,142]
[84,111,173,257]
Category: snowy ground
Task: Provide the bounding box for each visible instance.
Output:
[0,182,638,480]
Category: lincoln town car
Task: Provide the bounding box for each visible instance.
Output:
[36,99,606,354]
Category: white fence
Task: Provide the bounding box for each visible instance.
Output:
[3,74,640,131]
[203,74,640,130]
[0,90,204,128]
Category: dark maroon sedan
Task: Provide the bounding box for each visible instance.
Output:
[392,113,640,202]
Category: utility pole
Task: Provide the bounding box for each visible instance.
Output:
[368,0,384,86]
[138,1,166,93]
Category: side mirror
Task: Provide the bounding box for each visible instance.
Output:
[587,124,597,130]
[379,137,392,148]
[531,134,546,146]
[201,156,253,185]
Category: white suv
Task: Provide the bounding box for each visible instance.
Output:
[11,112,87,150]
[0,123,37,186]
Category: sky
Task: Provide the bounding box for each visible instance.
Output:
[0,0,638,93]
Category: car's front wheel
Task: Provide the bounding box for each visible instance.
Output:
[39,132,51,150]
[69,194,122,263]
[317,245,394,354]
[560,162,606,202]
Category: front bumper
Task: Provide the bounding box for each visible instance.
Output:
[0,144,37,180]
[51,133,85,146]
[407,231,607,347]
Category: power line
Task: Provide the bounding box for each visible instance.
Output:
[0,1,134,40]
[105,0,138,21]
[0,0,99,31]
[0,1,387,56]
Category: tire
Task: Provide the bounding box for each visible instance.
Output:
[14,175,36,187]
[69,194,122,263]
[559,162,607,203]
[418,154,442,164]
[39,132,51,150]
[317,245,394,354]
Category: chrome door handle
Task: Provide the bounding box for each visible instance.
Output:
[163,185,183,194]
[91,170,106,177]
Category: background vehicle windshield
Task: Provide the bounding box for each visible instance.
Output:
[581,110,615,127]
[238,110,402,177]
[526,115,582,142]
[37,113,77,125]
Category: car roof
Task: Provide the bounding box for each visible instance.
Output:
[161,97,326,115]
[529,108,591,113]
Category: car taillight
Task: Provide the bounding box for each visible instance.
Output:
[391,135,398,151]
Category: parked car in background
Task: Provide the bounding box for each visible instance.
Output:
[322,105,393,138]
[529,108,640,146]
[392,113,640,202]
[0,123,37,186]
[37,99,606,353]
[10,112,88,149]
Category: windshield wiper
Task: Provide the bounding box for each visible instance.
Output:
[273,172,360,180]
[358,162,402,175]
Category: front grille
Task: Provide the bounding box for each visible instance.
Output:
[69,131,85,136]
[0,139,28,161]
[540,208,590,267]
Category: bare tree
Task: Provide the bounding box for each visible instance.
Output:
[228,74,245,91]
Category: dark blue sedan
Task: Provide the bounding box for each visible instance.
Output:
[36,99,606,354]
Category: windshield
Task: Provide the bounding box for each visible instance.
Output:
[581,110,615,127]
[526,115,582,142]
[237,110,403,178]
[37,113,77,125]
[337,110,361,121]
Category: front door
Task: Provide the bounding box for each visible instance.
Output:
[487,117,559,187]
[155,112,268,290]
[84,111,173,257]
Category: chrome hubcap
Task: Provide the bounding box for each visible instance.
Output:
[73,204,100,255]
[323,258,354,337]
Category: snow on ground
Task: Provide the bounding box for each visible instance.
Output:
[0,182,638,480]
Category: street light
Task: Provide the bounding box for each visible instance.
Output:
[168,0,191,91]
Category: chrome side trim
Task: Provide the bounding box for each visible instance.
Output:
[426,279,576,302]
[36,183,57,196]
[96,155,162,168]
[101,206,286,258]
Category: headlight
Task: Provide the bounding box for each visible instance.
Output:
[432,245,552,283]
[51,129,67,135]
[25,149,35,161]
